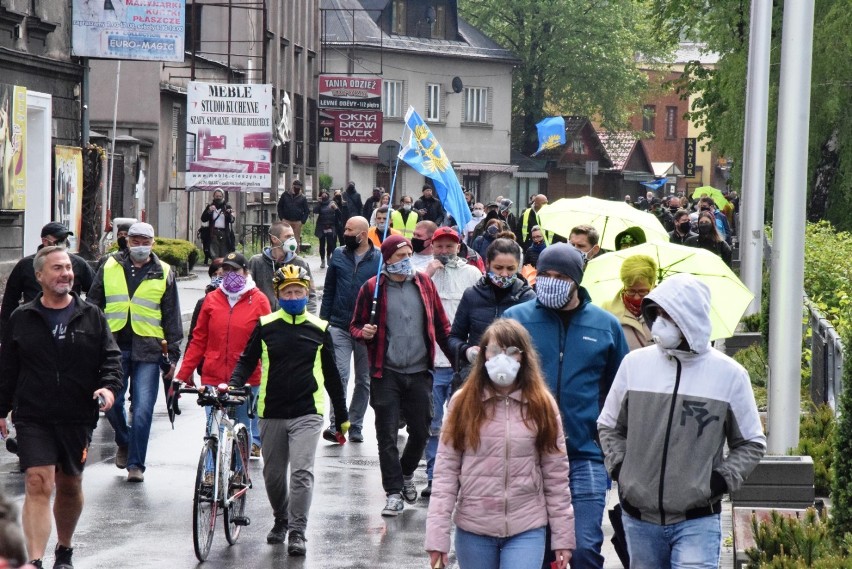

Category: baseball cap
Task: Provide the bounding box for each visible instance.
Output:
[41,222,73,239]
[222,252,248,271]
[128,222,155,238]
[432,226,460,243]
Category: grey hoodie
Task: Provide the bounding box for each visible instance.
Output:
[597,273,766,525]
[247,248,317,314]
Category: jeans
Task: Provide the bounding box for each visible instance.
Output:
[545,459,605,569]
[259,415,323,533]
[622,512,721,569]
[425,367,455,481]
[370,369,433,494]
[106,351,161,471]
[328,326,371,433]
[455,526,546,569]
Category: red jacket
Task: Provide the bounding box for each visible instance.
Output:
[350,272,452,379]
[176,286,270,386]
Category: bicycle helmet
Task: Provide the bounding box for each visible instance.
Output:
[272,264,311,291]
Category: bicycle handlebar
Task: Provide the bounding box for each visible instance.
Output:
[177,383,250,408]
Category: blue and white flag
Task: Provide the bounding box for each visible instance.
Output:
[398,107,471,229]
[640,178,667,191]
[532,116,566,156]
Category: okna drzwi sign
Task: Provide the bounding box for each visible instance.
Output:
[186,82,273,192]
[318,75,382,144]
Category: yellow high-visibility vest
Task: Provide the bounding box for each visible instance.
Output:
[103,256,170,337]
[521,208,551,245]
[391,209,418,238]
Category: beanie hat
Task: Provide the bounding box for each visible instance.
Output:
[614,226,647,250]
[536,243,585,285]
[380,234,412,263]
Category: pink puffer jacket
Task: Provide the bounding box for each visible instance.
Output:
[425,388,575,553]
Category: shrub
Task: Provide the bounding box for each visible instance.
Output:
[319,173,333,191]
[795,404,834,496]
[831,325,852,543]
[744,508,852,568]
[742,313,762,333]
[152,238,200,276]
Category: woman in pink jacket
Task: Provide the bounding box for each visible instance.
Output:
[425,319,574,569]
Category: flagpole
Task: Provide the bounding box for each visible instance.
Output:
[369,121,410,325]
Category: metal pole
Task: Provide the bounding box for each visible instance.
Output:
[81,58,90,146]
[767,0,815,454]
[107,60,121,221]
[739,0,772,315]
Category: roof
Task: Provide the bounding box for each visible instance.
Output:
[320,0,520,64]
[511,149,547,173]
[453,162,518,173]
[675,42,720,65]
[597,131,638,171]
[652,161,683,177]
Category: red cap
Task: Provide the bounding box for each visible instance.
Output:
[431,226,460,243]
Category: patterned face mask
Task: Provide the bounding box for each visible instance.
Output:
[488,271,517,289]
[386,258,413,276]
[536,276,573,309]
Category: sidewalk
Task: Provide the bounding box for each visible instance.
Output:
[175,251,736,568]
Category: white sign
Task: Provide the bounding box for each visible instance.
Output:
[186,82,273,192]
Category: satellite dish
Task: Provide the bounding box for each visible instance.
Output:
[451,77,464,93]
[378,139,402,168]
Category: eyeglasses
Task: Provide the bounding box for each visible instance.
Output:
[485,345,523,358]
[623,288,651,298]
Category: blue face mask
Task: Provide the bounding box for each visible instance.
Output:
[386,257,413,276]
[279,296,308,315]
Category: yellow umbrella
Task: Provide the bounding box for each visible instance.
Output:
[537,196,669,251]
[692,186,730,210]
[582,242,754,340]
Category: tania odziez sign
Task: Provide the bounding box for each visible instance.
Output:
[186,82,273,192]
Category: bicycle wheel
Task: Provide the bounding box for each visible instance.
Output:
[193,440,218,561]
[223,426,250,545]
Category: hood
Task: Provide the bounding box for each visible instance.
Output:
[641,273,712,354]
[262,246,295,267]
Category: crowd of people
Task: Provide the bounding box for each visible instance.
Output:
[0,181,764,569]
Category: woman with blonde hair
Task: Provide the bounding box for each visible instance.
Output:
[601,254,658,351]
[425,319,574,569]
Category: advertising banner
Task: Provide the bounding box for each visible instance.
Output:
[684,137,697,177]
[55,147,84,253]
[0,84,26,210]
[318,75,382,111]
[319,110,382,144]
[72,0,185,62]
[186,81,273,191]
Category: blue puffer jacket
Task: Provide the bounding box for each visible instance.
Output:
[448,275,536,360]
[319,243,381,329]
[504,289,629,463]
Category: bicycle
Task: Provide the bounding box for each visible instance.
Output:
[179,383,254,562]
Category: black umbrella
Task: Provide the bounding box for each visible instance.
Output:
[160,340,180,428]
[608,504,630,568]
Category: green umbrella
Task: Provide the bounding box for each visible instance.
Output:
[692,186,730,210]
[583,242,754,340]
[537,196,669,251]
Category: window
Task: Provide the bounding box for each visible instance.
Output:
[185,5,203,53]
[383,80,404,118]
[463,87,488,124]
[426,83,441,121]
[642,105,656,133]
[666,106,678,139]
[392,0,406,35]
[432,6,446,39]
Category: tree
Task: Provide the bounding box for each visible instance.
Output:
[459,0,675,154]
[654,0,852,230]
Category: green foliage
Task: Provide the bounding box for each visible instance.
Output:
[744,508,851,568]
[802,221,852,336]
[319,174,333,191]
[735,344,768,388]
[795,405,835,496]
[151,238,200,276]
[831,325,852,543]
[742,313,762,333]
[459,0,675,153]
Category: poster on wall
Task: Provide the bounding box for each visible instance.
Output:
[54,147,84,253]
[71,0,185,62]
[186,81,273,192]
[0,84,26,210]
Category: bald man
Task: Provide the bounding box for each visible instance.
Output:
[410,220,438,272]
[319,216,381,444]
[518,194,549,247]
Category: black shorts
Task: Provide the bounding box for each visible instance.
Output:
[15,422,93,476]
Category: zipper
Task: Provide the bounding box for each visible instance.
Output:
[556,314,566,404]
[658,356,683,525]
[503,396,511,536]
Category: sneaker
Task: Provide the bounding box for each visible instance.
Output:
[402,475,417,504]
[287,531,307,556]
[115,445,128,469]
[266,518,288,544]
[322,426,341,444]
[53,544,73,569]
[320,260,326,269]
[381,493,404,517]
[29,560,43,569]
[348,429,364,443]
[421,480,433,498]
[251,444,262,458]
[127,468,144,483]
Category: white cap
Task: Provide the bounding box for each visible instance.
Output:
[128,222,155,238]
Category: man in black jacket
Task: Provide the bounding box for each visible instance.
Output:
[361,187,383,220]
[414,185,445,225]
[669,209,697,245]
[0,222,95,333]
[319,216,380,444]
[277,179,310,250]
[343,181,363,221]
[200,188,235,258]
[0,246,123,569]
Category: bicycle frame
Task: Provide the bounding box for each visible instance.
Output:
[203,396,251,509]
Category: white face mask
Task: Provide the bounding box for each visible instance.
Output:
[484,353,521,387]
[652,317,684,350]
[472,209,485,218]
[129,245,152,263]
